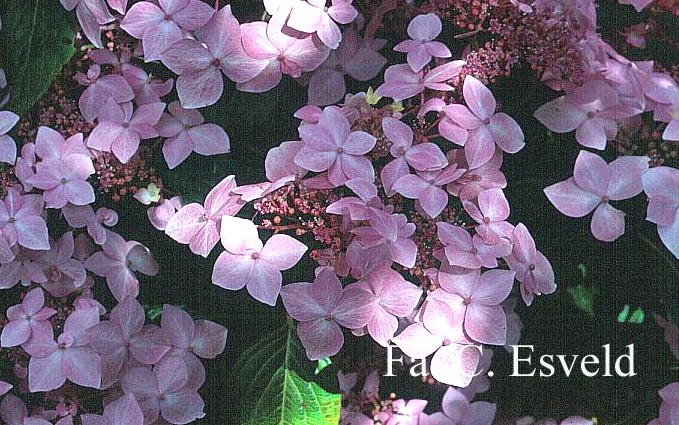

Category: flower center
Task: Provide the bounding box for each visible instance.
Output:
[251,252,260,260]
[184,124,191,131]
[47,265,62,282]
[529,263,536,271]
[483,217,491,224]
[471,174,482,181]
[587,111,596,119]
[212,58,221,68]
[336,147,344,153]
[602,195,610,202]
[60,177,68,185]
[463,296,472,305]
[122,122,130,129]
[7,216,15,223]
[442,338,451,346]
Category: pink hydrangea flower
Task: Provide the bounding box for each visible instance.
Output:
[0,187,50,251]
[148,196,183,231]
[160,304,227,390]
[375,61,465,102]
[392,298,480,387]
[1,394,60,425]
[25,304,101,392]
[121,356,205,424]
[505,223,556,306]
[59,0,114,48]
[0,247,47,289]
[87,100,165,164]
[446,148,507,201]
[377,399,428,425]
[14,143,38,192]
[84,230,159,301]
[442,76,525,168]
[239,14,330,93]
[160,5,268,108]
[28,155,95,209]
[437,268,515,345]
[62,204,118,245]
[393,13,452,72]
[463,188,515,244]
[287,0,358,49]
[212,216,307,306]
[157,101,230,169]
[0,288,55,348]
[437,222,511,269]
[380,116,448,196]
[74,65,134,122]
[534,80,641,150]
[33,127,91,161]
[165,175,245,257]
[392,164,465,219]
[294,106,377,187]
[0,110,19,165]
[122,64,173,105]
[80,394,144,425]
[308,27,386,106]
[265,141,308,182]
[351,213,418,268]
[420,387,496,425]
[120,0,215,62]
[280,268,376,360]
[347,266,422,346]
[35,232,87,298]
[642,166,679,258]
[87,297,170,388]
[544,151,649,242]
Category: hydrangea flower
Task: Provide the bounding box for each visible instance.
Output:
[160,304,227,390]
[437,268,515,345]
[505,223,556,306]
[87,100,165,164]
[0,110,19,165]
[446,149,507,201]
[59,0,114,48]
[544,151,648,242]
[87,297,170,388]
[62,204,118,245]
[280,268,376,360]
[0,288,55,348]
[121,356,205,424]
[165,175,245,257]
[0,247,47,289]
[160,5,268,108]
[80,394,144,425]
[294,106,377,187]
[0,187,50,251]
[534,80,641,150]
[74,65,134,122]
[120,0,215,62]
[308,27,386,106]
[122,64,173,106]
[392,298,480,387]
[393,13,452,72]
[351,213,418,268]
[642,166,679,258]
[419,387,496,425]
[148,196,183,231]
[437,222,511,269]
[157,101,230,169]
[347,266,422,346]
[25,304,101,392]
[84,230,158,302]
[28,154,95,209]
[288,0,358,49]
[34,232,87,298]
[239,14,330,93]
[375,61,465,102]
[212,216,307,306]
[442,76,525,168]
[380,116,448,196]
[392,164,465,219]
[463,188,515,243]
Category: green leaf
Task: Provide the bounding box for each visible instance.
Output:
[617,304,630,323]
[314,358,332,375]
[567,284,596,317]
[629,307,645,324]
[0,0,76,116]
[232,317,324,422]
[244,368,341,425]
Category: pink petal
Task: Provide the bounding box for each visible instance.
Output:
[176,69,224,109]
[573,150,610,198]
[297,319,343,360]
[575,118,608,150]
[543,178,600,218]
[260,234,307,270]
[488,113,524,153]
[463,76,496,120]
[534,96,586,133]
[607,155,648,200]
[430,343,480,387]
[590,202,625,242]
[211,251,254,291]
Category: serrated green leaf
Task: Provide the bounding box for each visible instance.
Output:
[244,368,341,425]
[232,317,315,419]
[314,358,332,375]
[0,0,75,116]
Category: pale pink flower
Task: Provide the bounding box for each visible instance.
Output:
[280,268,376,360]
[437,222,511,269]
[505,223,556,306]
[446,148,507,201]
[392,164,465,219]
[642,166,679,258]
[165,175,245,257]
[80,394,144,425]
[375,61,465,102]
[287,0,358,49]
[0,111,19,165]
[74,65,134,122]
[351,213,418,268]
[28,155,95,208]
[0,187,50,251]
[35,232,87,298]
[462,188,515,243]
[59,0,114,48]
[393,13,451,72]
[212,216,307,306]
[1,288,55,348]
